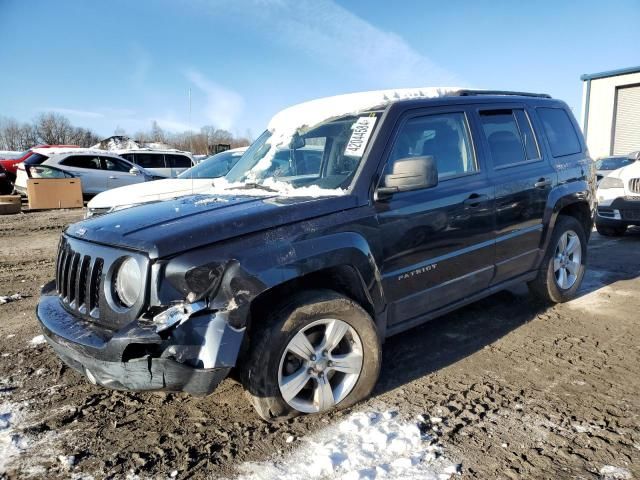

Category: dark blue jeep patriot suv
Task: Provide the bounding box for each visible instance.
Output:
[37,88,595,420]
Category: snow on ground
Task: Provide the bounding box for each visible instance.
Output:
[0,400,30,473]
[599,465,632,480]
[29,335,46,346]
[234,410,459,480]
[0,294,26,305]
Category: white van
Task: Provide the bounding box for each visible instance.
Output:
[117,149,194,178]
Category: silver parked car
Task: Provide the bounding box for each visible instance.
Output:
[15,149,153,197]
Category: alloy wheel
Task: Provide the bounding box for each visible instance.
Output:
[553,230,582,289]
[277,318,363,413]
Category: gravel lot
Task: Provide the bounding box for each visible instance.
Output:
[0,209,638,479]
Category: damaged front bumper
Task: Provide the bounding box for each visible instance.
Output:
[36,284,245,396]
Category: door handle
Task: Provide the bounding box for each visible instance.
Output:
[108,176,117,179]
[534,178,552,189]
[463,193,489,208]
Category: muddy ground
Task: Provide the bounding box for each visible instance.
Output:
[0,209,638,479]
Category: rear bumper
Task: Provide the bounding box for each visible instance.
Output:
[36,283,243,395]
[597,197,640,226]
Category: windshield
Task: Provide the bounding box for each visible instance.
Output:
[596,157,632,171]
[178,149,245,179]
[224,113,381,193]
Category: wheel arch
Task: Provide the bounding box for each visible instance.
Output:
[541,181,595,252]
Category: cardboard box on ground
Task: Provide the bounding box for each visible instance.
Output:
[26,178,83,210]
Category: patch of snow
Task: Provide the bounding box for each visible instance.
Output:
[0,401,30,473]
[58,454,76,469]
[599,465,632,480]
[29,335,46,346]
[193,177,346,201]
[235,410,458,480]
[92,136,141,151]
[0,294,25,305]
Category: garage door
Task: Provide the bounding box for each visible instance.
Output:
[613,84,640,155]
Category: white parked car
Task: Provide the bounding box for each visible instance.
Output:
[86,147,247,217]
[15,149,153,197]
[595,151,640,236]
[117,148,194,178]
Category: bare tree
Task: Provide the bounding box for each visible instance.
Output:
[35,113,74,144]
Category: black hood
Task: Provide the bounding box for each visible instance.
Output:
[67,193,359,258]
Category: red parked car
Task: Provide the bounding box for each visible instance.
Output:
[0,145,80,180]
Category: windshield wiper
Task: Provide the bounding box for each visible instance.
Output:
[225,182,278,193]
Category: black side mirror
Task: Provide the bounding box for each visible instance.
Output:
[628,151,640,162]
[376,156,438,199]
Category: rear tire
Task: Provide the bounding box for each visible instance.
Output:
[528,215,587,303]
[596,223,626,237]
[240,290,381,422]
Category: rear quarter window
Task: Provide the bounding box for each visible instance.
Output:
[23,153,49,166]
[165,154,192,169]
[135,153,166,169]
[537,107,582,157]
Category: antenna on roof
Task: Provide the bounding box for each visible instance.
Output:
[189,87,193,195]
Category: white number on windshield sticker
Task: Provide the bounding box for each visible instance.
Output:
[344,116,377,157]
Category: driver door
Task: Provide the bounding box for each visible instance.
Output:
[375,107,495,330]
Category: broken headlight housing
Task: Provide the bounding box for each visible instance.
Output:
[153,301,206,332]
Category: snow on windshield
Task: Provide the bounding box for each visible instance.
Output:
[248,86,463,178]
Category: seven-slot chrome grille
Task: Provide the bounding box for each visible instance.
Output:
[54,234,149,329]
[56,236,103,319]
[629,178,640,194]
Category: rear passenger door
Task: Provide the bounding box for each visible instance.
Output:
[59,155,106,194]
[375,107,495,329]
[101,156,146,189]
[474,105,556,284]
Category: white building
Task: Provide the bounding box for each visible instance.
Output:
[581,66,640,159]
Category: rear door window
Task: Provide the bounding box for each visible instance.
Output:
[536,107,582,157]
[135,153,166,169]
[165,154,192,169]
[60,155,101,169]
[479,109,540,168]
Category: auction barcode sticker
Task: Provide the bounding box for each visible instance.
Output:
[344,116,377,157]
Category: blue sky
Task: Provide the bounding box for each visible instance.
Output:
[0,0,638,139]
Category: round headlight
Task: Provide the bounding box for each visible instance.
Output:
[114,257,142,307]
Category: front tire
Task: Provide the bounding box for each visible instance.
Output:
[241,290,381,421]
[528,215,587,303]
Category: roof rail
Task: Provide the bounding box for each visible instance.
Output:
[454,89,552,99]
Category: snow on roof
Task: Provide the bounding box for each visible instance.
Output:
[248,87,463,178]
[267,87,463,133]
[91,136,192,156]
[114,147,192,155]
[92,136,140,151]
[33,147,123,157]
